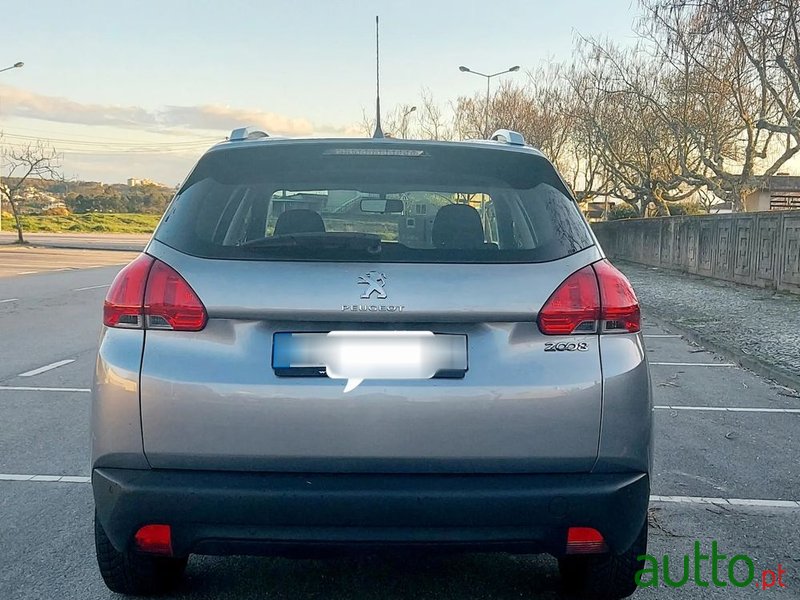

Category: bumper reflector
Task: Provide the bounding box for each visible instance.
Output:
[566,527,608,554]
[134,524,173,556]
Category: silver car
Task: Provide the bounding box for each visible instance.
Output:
[92,128,652,599]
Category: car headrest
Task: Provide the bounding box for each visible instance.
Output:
[431,204,485,249]
[273,209,326,236]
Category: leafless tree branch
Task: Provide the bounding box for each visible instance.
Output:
[0,137,63,243]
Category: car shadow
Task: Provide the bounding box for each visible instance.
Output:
[175,552,566,599]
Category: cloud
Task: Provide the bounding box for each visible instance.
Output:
[160,104,313,136]
[0,85,156,128]
[0,85,368,182]
[0,85,318,136]
[315,122,366,137]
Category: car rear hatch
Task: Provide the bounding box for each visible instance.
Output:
[135,139,607,473]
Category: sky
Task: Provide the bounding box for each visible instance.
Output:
[0,0,640,184]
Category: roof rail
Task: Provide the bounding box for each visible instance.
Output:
[229,127,270,141]
[490,129,526,146]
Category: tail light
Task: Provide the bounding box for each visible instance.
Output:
[566,527,608,554]
[538,259,640,335]
[103,254,154,328]
[134,524,173,555]
[144,260,208,331]
[593,260,641,333]
[537,265,600,335]
[103,254,207,331]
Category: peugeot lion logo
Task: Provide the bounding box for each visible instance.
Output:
[358,271,388,299]
[342,271,405,312]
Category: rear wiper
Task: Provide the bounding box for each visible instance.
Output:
[240,232,382,254]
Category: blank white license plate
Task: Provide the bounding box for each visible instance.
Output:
[272,331,467,382]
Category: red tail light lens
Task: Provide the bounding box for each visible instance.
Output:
[566,526,608,554]
[593,260,641,333]
[538,260,640,335]
[537,266,600,335]
[134,524,173,556]
[103,254,207,331]
[144,260,207,331]
[103,254,154,328]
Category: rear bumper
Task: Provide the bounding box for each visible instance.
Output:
[93,468,649,557]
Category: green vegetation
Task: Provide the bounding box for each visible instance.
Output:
[3,177,175,216]
[1,212,161,234]
[668,201,706,216]
[65,182,172,214]
[608,204,640,220]
[324,216,399,241]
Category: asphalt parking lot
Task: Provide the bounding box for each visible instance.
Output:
[1,248,798,599]
[0,245,140,279]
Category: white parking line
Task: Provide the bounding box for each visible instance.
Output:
[0,386,90,392]
[17,271,38,275]
[650,362,736,367]
[0,473,90,484]
[0,298,18,304]
[655,405,800,414]
[73,284,109,291]
[651,495,800,508]
[18,359,76,377]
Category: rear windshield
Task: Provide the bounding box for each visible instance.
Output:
[154,141,593,263]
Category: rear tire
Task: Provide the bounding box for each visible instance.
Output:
[94,513,187,595]
[558,520,647,599]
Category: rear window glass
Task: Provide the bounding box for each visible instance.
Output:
[154,141,593,263]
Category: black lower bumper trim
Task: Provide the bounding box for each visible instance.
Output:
[93,468,649,557]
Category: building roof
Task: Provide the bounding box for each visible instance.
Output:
[765,175,800,192]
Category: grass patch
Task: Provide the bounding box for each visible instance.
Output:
[4,213,399,238]
[2,213,161,234]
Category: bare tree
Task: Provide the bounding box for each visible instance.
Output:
[350,1,800,218]
[641,0,800,210]
[452,68,648,207]
[452,93,485,140]
[524,65,576,168]
[359,103,421,139]
[453,70,580,166]
[453,81,540,141]
[358,108,376,137]
[392,104,417,139]
[564,40,700,215]
[550,65,614,203]
[0,139,62,243]
[416,88,454,140]
[696,188,717,213]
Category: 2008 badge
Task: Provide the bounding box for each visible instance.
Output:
[544,341,589,352]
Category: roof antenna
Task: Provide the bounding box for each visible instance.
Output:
[372,15,384,138]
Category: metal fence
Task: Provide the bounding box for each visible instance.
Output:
[592,211,800,295]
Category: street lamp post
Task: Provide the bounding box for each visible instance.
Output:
[458,65,520,138]
[400,106,416,138]
[0,61,24,231]
[0,61,24,74]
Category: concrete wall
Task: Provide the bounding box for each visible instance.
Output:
[592,211,800,294]
[745,191,772,212]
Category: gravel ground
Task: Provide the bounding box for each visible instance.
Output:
[618,261,800,389]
